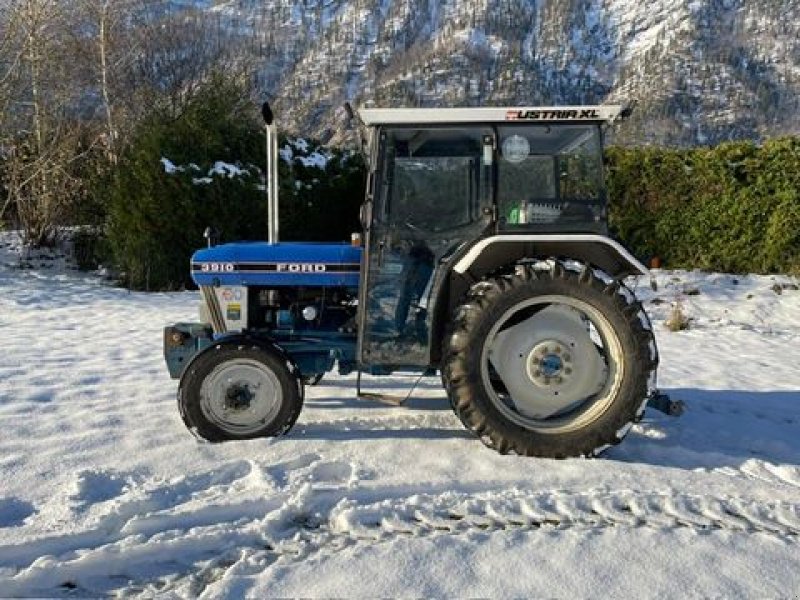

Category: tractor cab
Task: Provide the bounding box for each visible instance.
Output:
[357,107,628,370]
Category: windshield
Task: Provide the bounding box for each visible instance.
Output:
[497,124,606,232]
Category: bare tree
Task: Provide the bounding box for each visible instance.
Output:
[73,0,124,162]
[1,0,94,246]
[70,0,147,161]
[0,4,26,224]
[0,4,24,131]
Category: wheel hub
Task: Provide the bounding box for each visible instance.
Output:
[539,354,563,377]
[526,341,573,385]
[224,384,254,411]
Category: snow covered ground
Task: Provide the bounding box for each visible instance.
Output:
[0,231,798,598]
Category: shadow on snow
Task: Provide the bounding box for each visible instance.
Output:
[610,388,800,470]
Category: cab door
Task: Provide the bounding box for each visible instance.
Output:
[358,126,494,368]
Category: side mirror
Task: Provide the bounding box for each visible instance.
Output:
[619,102,636,121]
[344,102,355,122]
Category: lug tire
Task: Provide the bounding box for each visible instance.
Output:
[178,343,303,442]
[442,261,657,458]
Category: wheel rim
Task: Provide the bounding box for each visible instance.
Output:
[199,358,283,435]
[480,294,624,434]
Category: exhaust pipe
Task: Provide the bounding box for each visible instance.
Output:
[262,102,279,244]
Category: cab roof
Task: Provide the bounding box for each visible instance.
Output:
[359,106,625,126]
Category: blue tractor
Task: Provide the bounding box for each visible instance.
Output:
[164,105,668,457]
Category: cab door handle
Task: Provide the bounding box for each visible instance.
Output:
[377,240,386,267]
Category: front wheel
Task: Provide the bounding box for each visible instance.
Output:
[443,261,657,457]
[178,343,303,442]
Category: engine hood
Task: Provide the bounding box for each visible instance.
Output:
[191,242,362,288]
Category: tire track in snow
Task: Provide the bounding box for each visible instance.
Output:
[163,488,800,597]
[3,484,798,597]
[317,489,800,543]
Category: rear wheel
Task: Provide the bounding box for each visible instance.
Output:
[178,343,303,442]
[443,261,657,457]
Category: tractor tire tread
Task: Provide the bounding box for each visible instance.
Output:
[442,260,657,458]
[178,342,303,443]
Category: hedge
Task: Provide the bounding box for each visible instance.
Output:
[606,137,800,275]
[102,74,364,291]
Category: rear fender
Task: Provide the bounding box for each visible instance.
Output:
[428,235,652,364]
[451,235,650,280]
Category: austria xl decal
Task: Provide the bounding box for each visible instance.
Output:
[506,109,602,121]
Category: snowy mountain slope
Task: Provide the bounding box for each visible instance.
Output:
[0,232,799,596]
[175,0,800,144]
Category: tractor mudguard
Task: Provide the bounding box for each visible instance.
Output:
[176,334,301,385]
[165,328,299,382]
[451,234,652,281]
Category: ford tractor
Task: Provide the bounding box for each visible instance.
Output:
[164,105,672,458]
